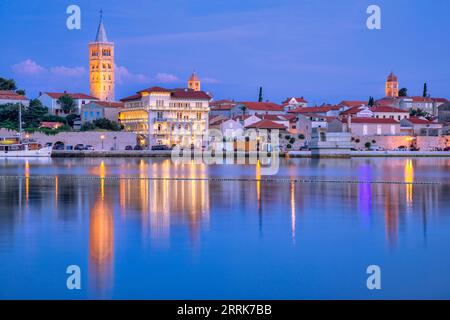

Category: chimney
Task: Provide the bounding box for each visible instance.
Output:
[347,116,351,132]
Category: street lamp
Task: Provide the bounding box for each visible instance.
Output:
[100,134,105,150]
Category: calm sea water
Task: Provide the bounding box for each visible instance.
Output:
[0,157,449,299]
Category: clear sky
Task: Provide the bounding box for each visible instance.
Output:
[0,0,449,104]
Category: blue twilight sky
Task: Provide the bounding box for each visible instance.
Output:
[0,0,449,104]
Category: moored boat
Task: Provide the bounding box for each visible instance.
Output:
[0,137,52,157]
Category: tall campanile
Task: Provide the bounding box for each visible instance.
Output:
[89,11,115,101]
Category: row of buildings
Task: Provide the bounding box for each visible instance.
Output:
[1,13,449,150]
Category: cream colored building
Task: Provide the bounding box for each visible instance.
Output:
[119,81,211,147]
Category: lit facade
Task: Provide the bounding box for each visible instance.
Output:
[188,72,201,91]
[119,87,211,147]
[385,72,399,98]
[89,13,115,101]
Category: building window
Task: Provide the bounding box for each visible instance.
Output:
[363,125,368,136]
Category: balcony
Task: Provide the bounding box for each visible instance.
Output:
[153,117,168,123]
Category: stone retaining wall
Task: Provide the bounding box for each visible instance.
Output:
[0,129,138,151]
[352,135,450,151]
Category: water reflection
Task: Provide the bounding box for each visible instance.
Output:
[0,157,449,298]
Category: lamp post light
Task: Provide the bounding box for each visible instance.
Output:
[100,134,106,150]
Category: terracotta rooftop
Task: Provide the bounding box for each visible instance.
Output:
[91,101,124,108]
[411,96,434,103]
[0,90,28,101]
[44,92,98,100]
[239,102,284,112]
[338,100,367,107]
[370,106,409,113]
[289,105,341,114]
[246,119,288,130]
[406,117,436,125]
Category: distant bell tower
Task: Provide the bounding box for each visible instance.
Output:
[188,72,201,91]
[385,72,399,98]
[89,11,115,101]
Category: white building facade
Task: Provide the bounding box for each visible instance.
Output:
[119,87,211,147]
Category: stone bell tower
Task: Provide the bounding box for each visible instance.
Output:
[89,11,115,101]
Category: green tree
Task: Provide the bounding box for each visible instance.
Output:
[57,94,77,114]
[423,82,428,98]
[16,89,26,96]
[81,122,97,131]
[0,103,20,130]
[65,113,79,127]
[93,118,122,131]
[399,88,408,97]
[23,99,48,128]
[0,78,17,91]
[368,96,375,107]
[258,86,263,102]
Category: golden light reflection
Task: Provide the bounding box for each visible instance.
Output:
[89,196,114,297]
[24,160,29,203]
[405,159,414,207]
[256,160,261,206]
[99,161,106,200]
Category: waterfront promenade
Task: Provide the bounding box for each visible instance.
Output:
[50,150,450,158]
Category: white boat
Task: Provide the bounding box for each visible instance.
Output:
[0,137,52,157]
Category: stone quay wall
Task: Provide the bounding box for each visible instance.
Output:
[0,129,138,151]
[352,135,450,151]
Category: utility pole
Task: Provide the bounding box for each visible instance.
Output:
[18,103,22,140]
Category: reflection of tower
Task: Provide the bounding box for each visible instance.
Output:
[89,11,115,101]
[385,72,399,98]
[88,163,114,297]
[188,72,201,91]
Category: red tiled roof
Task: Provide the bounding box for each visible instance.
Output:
[0,90,28,101]
[138,86,171,94]
[246,119,288,129]
[289,105,340,114]
[239,102,284,112]
[120,94,141,102]
[406,117,433,125]
[170,89,211,100]
[432,98,448,103]
[211,104,235,111]
[92,101,124,108]
[349,117,399,124]
[282,97,308,104]
[39,121,64,129]
[411,96,433,103]
[338,100,367,107]
[255,114,288,121]
[340,106,366,115]
[387,72,398,82]
[210,99,236,107]
[44,92,98,100]
[370,106,408,113]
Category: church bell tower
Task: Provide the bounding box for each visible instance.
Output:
[89,11,115,101]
